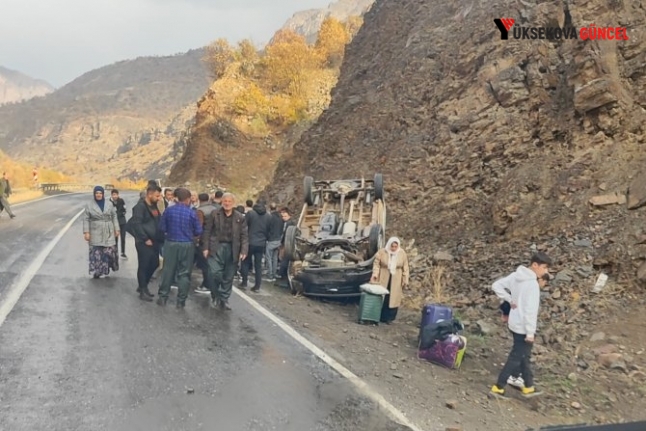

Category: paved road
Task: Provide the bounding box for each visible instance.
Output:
[0,193,412,431]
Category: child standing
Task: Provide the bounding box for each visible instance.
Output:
[490,252,552,398]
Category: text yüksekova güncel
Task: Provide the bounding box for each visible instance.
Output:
[511,25,629,40]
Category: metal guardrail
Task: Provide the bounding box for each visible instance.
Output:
[38,183,115,192]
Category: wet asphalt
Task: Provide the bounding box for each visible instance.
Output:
[0,193,412,431]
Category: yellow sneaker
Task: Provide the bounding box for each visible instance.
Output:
[489,385,505,398]
[521,386,543,398]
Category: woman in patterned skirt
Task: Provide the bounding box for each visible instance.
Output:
[83,186,120,278]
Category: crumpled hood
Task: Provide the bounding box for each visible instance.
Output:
[253,203,267,215]
[513,265,537,282]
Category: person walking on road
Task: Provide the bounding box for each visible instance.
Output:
[83,186,120,279]
[0,172,16,219]
[130,185,163,301]
[157,188,203,308]
[370,237,410,324]
[241,200,271,292]
[490,252,552,399]
[201,192,248,310]
[110,189,128,259]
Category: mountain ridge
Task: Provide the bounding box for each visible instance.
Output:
[0,66,54,105]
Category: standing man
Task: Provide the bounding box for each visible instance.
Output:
[212,190,223,209]
[265,202,283,282]
[277,207,295,285]
[201,192,248,310]
[157,188,203,308]
[241,200,271,292]
[490,252,552,399]
[110,189,128,259]
[0,172,15,219]
[130,185,163,301]
[195,193,217,294]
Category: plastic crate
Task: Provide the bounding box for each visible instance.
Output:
[358,291,384,324]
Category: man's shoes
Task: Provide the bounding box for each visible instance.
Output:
[142,287,155,298]
[507,376,525,390]
[238,282,248,291]
[176,300,185,308]
[251,286,260,292]
[489,385,506,399]
[195,286,210,294]
[156,297,167,306]
[121,253,127,259]
[9,214,15,219]
[521,386,543,398]
[139,292,153,302]
[210,298,219,309]
[218,299,232,310]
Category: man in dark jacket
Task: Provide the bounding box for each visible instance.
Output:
[265,203,284,282]
[130,185,163,301]
[0,172,15,219]
[201,192,248,310]
[277,207,296,285]
[240,200,271,291]
[110,189,128,259]
[195,193,216,294]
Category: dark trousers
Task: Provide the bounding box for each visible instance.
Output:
[0,196,14,217]
[380,276,398,323]
[158,241,195,302]
[135,241,160,291]
[195,246,209,285]
[241,244,265,288]
[496,331,535,388]
[278,255,290,278]
[207,243,236,301]
[115,223,127,255]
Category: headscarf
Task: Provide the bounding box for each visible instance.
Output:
[93,185,105,211]
[385,237,401,275]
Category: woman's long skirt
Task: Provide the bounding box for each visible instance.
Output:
[89,245,119,277]
[380,275,398,323]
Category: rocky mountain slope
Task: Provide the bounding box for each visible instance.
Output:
[0,50,210,182]
[0,66,54,105]
[169,10,368,194]
[264,0,646,423]
[281,0,374,42]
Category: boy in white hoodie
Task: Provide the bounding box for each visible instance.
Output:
[490,252,552,398]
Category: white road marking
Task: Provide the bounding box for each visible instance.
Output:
[232,287,423,431]
[0,209,84,328]
[13,192,86,207]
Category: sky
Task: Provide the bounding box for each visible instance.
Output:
[0,0,333,88]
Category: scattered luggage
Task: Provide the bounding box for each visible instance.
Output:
[357,284,388,324]
[417,303,467,370]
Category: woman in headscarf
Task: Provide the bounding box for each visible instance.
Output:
[83,186,120,278]
[370,236,410,324]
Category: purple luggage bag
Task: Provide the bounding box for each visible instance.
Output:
[418,304,453,341]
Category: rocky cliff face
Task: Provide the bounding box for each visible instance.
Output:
[281,0,374,42]
[268,0,646,285]
[0,66,54,105]
[0,50,210,182]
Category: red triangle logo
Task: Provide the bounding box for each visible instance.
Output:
[501,18,515,31]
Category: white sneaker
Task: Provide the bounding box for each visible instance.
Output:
[507,376,525,389]
[195,286,210,294]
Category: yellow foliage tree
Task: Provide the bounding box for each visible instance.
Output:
[203,38,236,79]
[315,17,350,68]
[236,39,259,76]
[232,82,270,117]
[344,15,364,38]
[262,29,321,99]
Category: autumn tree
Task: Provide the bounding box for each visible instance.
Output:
[262,29,320,99]
[232,82,270,118]
[203,38,236,79]
[344,16,364,38]
[236,39,259,76]
[315,17,350,68]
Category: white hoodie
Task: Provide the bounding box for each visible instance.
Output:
[492,265,540,337]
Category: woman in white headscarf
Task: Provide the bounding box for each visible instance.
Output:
[370,236,410,323]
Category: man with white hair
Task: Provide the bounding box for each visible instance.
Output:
[201,192,248,310]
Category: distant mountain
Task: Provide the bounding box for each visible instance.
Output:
[281,0,374,43]
[0,49,211,181]
[0,66,54,105]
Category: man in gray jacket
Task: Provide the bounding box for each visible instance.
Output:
[240,200,271,291]
[490,252,552,399]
